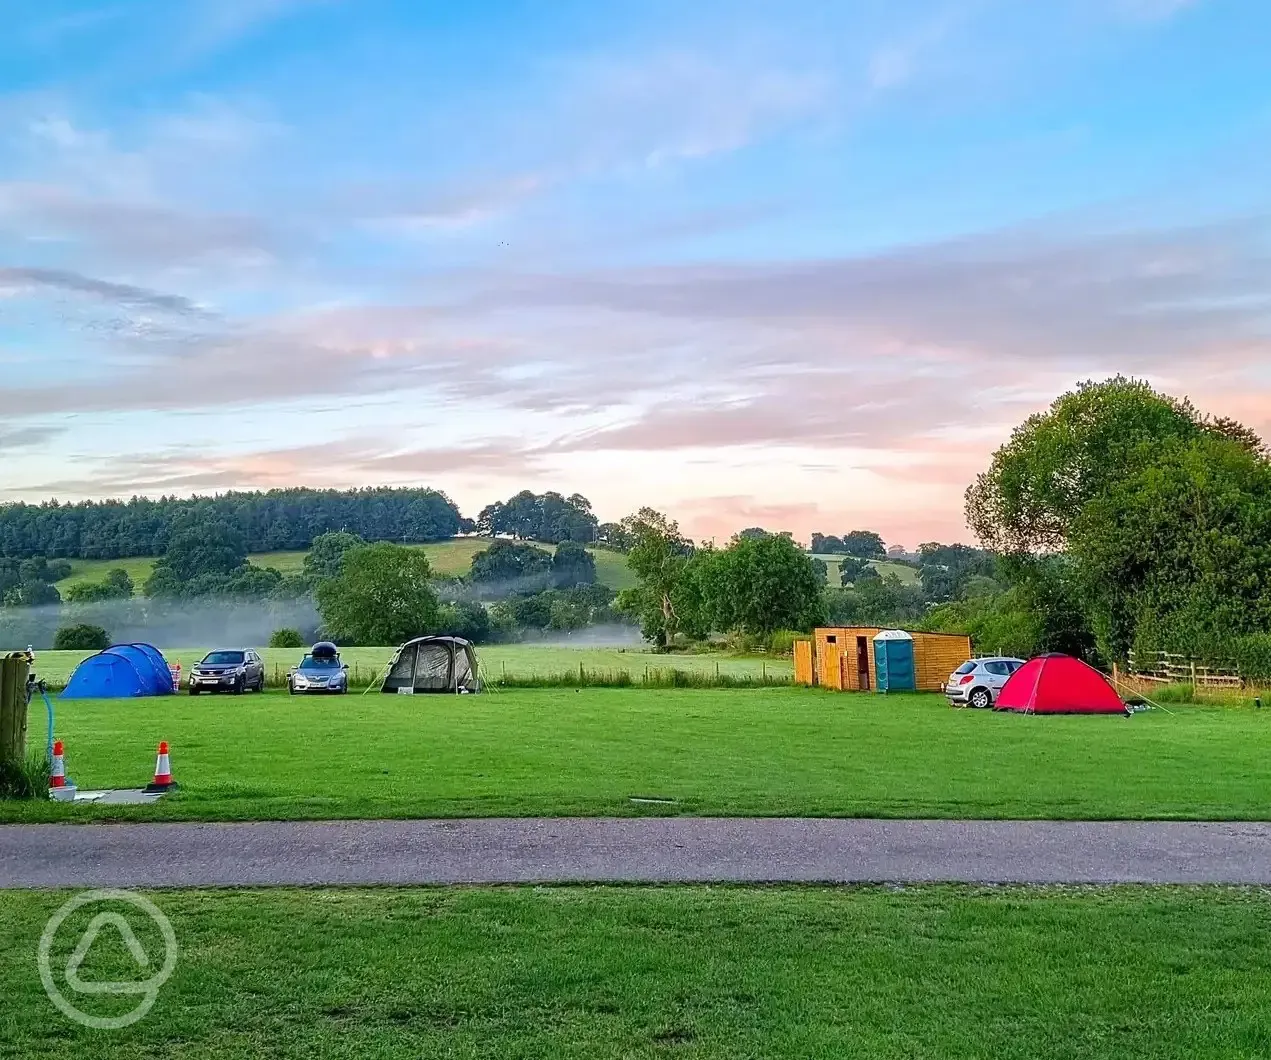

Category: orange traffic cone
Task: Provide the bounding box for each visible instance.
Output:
[50,740,67,788]
[145,741,178,792]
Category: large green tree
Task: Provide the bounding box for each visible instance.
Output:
[615,508,694,649]
[551,541,597,588]
[146,519,248,590]
[965,376,1248,553]
[696,533,824,635]
[966,376,1270,662]
[316,543,440,645]
[302,531,366,584]
[1071,433,1271,660]
[841,531,886,559]
[468,540,553,586]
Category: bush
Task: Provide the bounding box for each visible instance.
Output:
[768,630,803,656]
[269,628,306,648]
[1234,634,1271,684]
[52,623,110,651]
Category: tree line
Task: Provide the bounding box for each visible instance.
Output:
[0,487,468,560]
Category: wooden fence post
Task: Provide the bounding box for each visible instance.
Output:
[0,653,31,770]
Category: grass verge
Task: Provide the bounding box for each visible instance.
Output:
[2,885,1268,1059]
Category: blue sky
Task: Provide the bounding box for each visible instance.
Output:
[1,0,1268,544]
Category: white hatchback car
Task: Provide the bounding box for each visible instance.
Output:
[945,657,1026,709]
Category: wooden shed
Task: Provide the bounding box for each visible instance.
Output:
[797,627,972,692]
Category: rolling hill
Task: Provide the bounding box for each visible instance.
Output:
[59,539,636,594]
[808,555,921,586]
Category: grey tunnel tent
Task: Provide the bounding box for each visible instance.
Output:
[381,636,481,694]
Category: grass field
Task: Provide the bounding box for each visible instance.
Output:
[59,539,636,593]
[33,646,789,688]
[6,687,1269,824]
[3,884,1268,1059]
[809,556,921,585]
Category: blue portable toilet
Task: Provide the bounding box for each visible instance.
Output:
[873,629,916,692]
[62,644,174,698]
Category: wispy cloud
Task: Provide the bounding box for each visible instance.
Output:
[0,184,281,267]
[39,436,547,496]
[0,426,63,452]
[0,267,207,315]
[555,49,834,170]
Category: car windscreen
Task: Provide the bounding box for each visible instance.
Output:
[202,651,244,665]
[954,661,976,674]
[299,655,341,669]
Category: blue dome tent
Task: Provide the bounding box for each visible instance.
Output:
[124,642,174,691]
[63,643,175,699]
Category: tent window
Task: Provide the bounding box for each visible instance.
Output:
[453,649,472,686]
[388,646,416,682]
[414,645,452,690]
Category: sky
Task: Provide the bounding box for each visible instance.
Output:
[0,0,1268,548]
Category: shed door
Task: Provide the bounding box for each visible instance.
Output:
[856,637,871,691]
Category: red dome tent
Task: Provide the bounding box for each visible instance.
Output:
[995,654,1126,715]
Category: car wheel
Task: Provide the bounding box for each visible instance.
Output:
[256,674,265,692]
[188,686,199,696]
[233,677,244,695]
[969,687,992,709]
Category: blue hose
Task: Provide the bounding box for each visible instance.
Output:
[42,688,55,762]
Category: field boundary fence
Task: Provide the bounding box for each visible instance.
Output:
[1125,650,1244,688]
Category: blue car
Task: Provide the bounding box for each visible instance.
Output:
[287,642,349,695]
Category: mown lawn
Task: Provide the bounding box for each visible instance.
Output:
[59,539,635,592]
[2,885,1268,1059]
[4,688,1270,824]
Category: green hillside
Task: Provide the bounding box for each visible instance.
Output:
[808,555,921,585]
[59,539,634,593]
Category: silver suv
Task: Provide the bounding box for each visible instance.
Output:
[945,657,1026,708]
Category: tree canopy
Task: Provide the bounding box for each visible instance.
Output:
[964,376,1249,554]
[615,508,695,648]
[551,541,597,588]
[692,533,823,636]
[315,543,440,645]
[468,541,554,588]
[477,491,598,544]
[810,531,886,558]
[302,531,366,584]
[965,376,1271,662]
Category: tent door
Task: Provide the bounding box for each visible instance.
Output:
[856,637,871,691]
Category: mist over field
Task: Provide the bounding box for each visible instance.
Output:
[0,597,323,650]
[517,625,644,649]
